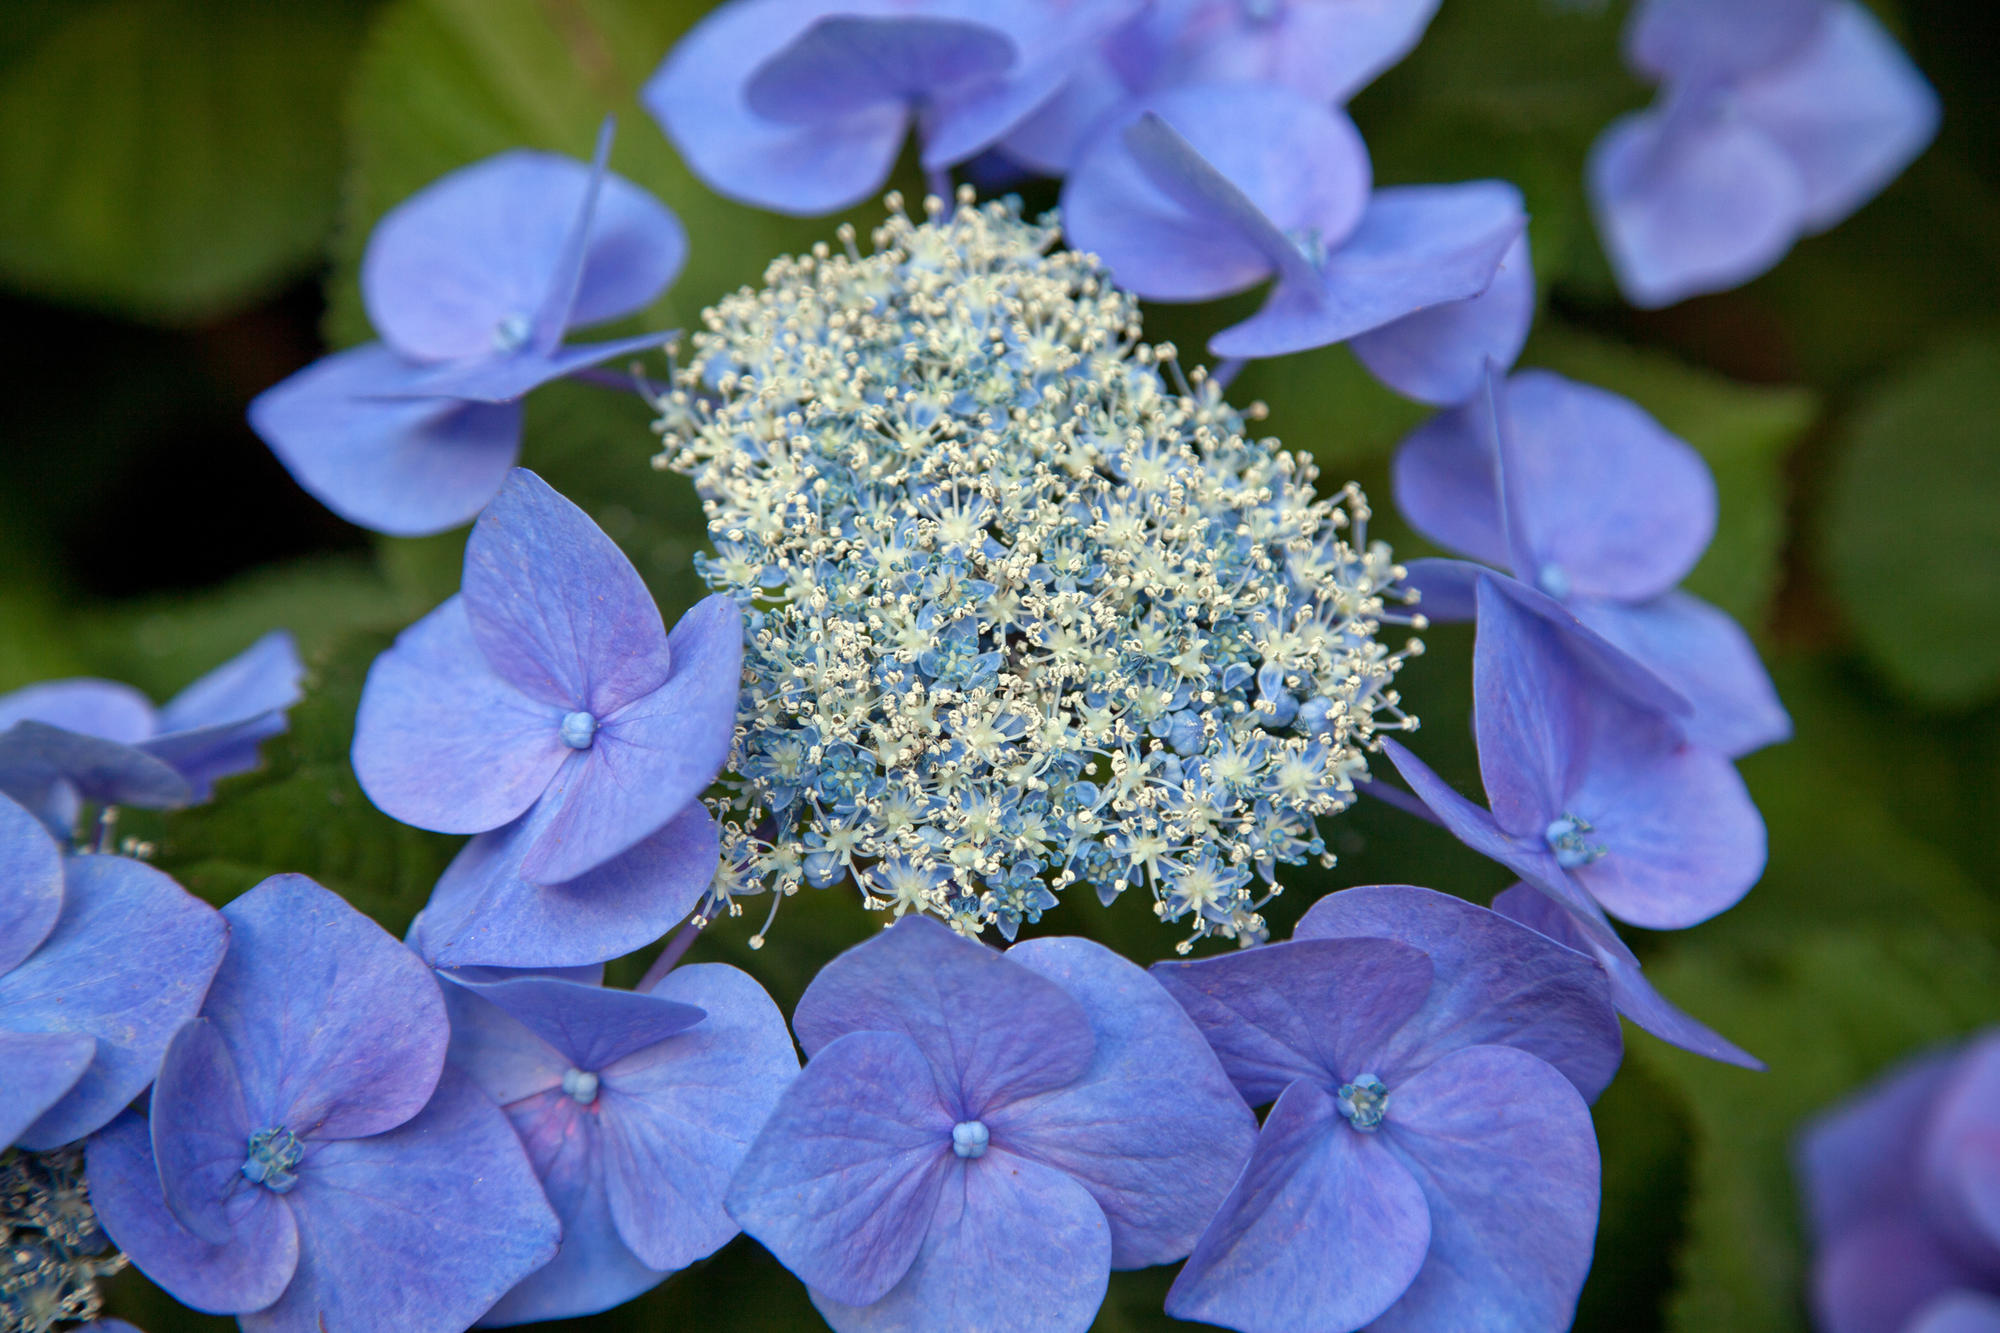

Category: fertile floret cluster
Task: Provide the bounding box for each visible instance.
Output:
[0,1147,125,1333]
[654,193,1422,948]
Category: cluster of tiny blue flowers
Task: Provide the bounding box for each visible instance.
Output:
[654,192,1421,948]
[0,1147,125,1333]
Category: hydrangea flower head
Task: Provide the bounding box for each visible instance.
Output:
[1799,1029,2000,1333]
[0,793,227,1152]
[353,467,741,967]
[724,915,1256,1332]
[654,193,1422,947]
[439,964,797,1324]
[1590,0,1939,307]
[0,632,303,837]
[1394,368,1790,755]
[1382,573,1767,1066]
[86,874,559,1333]
[1060,86,1532,401]
[1151,883,1615,1333]
[0,1146,130,1332]
[251,122,686,535]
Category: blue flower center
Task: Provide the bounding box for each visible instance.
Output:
[1536,562,1572,600]
[561,1068,600,1105]
[1544,814,1606,869]
[951,1120,990,1160]
[241,1126,304,1193]
[493,312,532,353]
[1336,1074,1390,1132]
[1241,0,1283,22]
[1285,225,1329,271]
[560,710,599,749]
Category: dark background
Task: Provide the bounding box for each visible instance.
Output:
[2,1,1996,1329]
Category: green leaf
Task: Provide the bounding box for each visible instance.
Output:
[1820,332,2000,708]
[0,0,372,322]
[1637,928,2000,1333]
[1528,327,1818,626]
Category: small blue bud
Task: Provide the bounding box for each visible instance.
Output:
[1544,814,1607,869]
[493,312,532,353]
[951,1120,990,1160]
[1537,563,1572,601]
[560,710,599,749]
[562,1068,600,1105]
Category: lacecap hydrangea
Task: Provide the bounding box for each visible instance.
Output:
[653,192,1423,949]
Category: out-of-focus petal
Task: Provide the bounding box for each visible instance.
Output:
[376,331,672,406]
[1166,1079,1430,1333]
[1392,403,1509,570]
[204,876,446,1143]
[995,50,1128,175]
[0,790,64,974]
[88,1110,301,1316]
[156,633,304,736]
[0,680,155,742]
[249,343,523,537]
[725,1028,953,1307]
[1114,0,1443,104]
[1625,0,1824,82]
[1371,1044,1599,1333]
[1401,557,1485,623]
[995,937,1255,1267]
[809,1149,1111,1333]
[0,721,194,817]
[0,1030,93,1150]
[351,596,568,837]
[1150,937,1432,1107]
[1353,233,1535,406]
[1920,1033,2000,1270]
[1813,1215,1980,1333]
[793,917,1094,1113]
[1573,591,1791,757]
[2,854,227,1149]
[1908,1294,2000,1333]
[150,1020,253,1246]
[251,1066,558,1333]
[743,15,1014,125]
[1797,1043,1957,1242]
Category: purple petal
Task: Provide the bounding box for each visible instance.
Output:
[994,936,1256,1267]
[927,0,1143,170]
[205,875,446,1142]
[1371,1044,1599,1333]
[0,720,194,816]
[725,1028,954,1306]
[808,1149,1112,1333]
[1353,233,1535,405]
[1732,1,1939,233]
[422,800,719,970]
[361,146,684,364]
[0,1029,93,1150]
[598,962,799,1272]
[351,595,569,836]
[0,790,64,974]
[1150,937,1433,1107]
[1166,1079,1430,1333]
[88,1109,301,1316]
[1573,590,1791,757]
[518,592,742,885]
[440,976,570,1109]
[1401,557,1485,622]
[1920,1033,2000,1270]
[1061,84,1370,302]
[1908,1294,2000,1333]
[744,14,1014,124]
[996,50,1129,175]
[791,916,1095,1115]
[1589,99,1806,309]
[150,1020,252,1245]
[1813,1216,1980,1333]
[156,633,304,735]
[643,0,911,216]
[479,1093,662,1324]
[1481,574,1694,719]
[3,854,227,1149]
[249,342,523,537]
[374,330,670,406]
[1797,1043,1957,1242]
[1626,0,1824,82]
[1393,400,1509,570]
[446,975,702,1075]
[461,468,670,716]
[0,679,155,742]
[1115,0,1442,104]
[1212,181,1526,360]
[248,1066,558,1333]
[1294,884,1623,1101]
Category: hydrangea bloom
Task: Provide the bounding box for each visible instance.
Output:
[1061,85,1531,400]
[1590,0,1939,307]
[87,875,559,1333]
[353,467,740,966]
[251,122,686,536]
[0,632,303,836]
[1798,1029,2000,1333]
[438,964,797,1324]
[1382,573,1766,1066]
[0,1146,131,1332]
[646,0,1139,214]
[654,194,1422,947]
[1394,368,1790,755]
[1151,883,1614,1332]
[0,793,226,1152]
[725,915,1255,1332]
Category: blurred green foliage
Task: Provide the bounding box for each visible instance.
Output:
[2,0,1997,1330]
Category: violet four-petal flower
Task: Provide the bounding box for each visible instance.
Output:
[1798,1029,2000,1333]
[439,964,797,1324]
[725,916,1256,1333]
[1382,573,1767,1066]
[1394,367,1790,756]
[250,122,686,536]
[86,875,559,1333]
[1152,884,1615,1333]
[0,793,227,1151]
[1061,84,1531,403]
[353,467,741,967]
